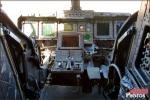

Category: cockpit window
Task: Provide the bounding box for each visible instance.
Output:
[42,23,56,38]
[22,22,38,37]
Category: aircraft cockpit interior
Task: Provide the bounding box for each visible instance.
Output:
[0,0,149,100]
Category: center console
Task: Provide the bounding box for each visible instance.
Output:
[50,32,84,86]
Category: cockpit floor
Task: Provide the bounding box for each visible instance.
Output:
[39,85,105,100]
